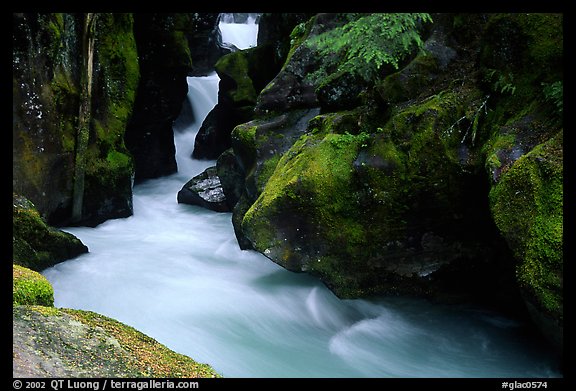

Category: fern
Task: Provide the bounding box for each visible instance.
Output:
[542,81,563,117]
[484,69,516,96]
[306,13,432,83]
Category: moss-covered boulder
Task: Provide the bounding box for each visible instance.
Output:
[488,131,563,351]
[240,84,506,298]
[13,306,220,378]
[13,13,139,227]
[230,108,321,248]
[13,194,88,271]
[13,265,54,307]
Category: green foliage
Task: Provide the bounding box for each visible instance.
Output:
[542,80,563,117]
[485,69,516,95]
[306,13,432,83]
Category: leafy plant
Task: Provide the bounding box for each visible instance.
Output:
[485,69,516,95]
[306,13,432,83]
[542,80,563,116]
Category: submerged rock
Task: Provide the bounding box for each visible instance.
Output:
[177,166,229,212]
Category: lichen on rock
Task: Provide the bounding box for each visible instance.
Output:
[13,306,220,378]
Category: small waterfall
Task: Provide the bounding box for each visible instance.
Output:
[174,74,220,177]
[218,13,259,50]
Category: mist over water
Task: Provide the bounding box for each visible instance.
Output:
[41,14,561,378]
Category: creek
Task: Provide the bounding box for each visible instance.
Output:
[42,14,561,379]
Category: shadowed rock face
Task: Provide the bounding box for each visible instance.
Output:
[12,13,138,227]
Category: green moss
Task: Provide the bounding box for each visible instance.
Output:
[231,123,257,172]
[242,113,371,279]
[482,132,516,176]
[242,87,487,297]
[479,14,563,129]
[216,50,258,105]
[13,264,54,307]
[376,51,439,104]
[489,131,563,318]
[49,66,78,153]
[256,154,280,189]
[94,13,140,138]
[283,17,315,69]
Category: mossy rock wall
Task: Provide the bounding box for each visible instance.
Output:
[226,14,563,342]
[12,13,139,227]
[477,13,563,351]
[488,132,563,351]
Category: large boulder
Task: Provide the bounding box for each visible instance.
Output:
[488,132,563,352]
[240,90,506,299]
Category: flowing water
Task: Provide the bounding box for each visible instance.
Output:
[42,14,561,379]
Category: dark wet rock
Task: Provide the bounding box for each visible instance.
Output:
[187,13,231,76]
[125,13,194,183]
[216,149,245,210]
[13,194,88,271]
[177,166,229,212]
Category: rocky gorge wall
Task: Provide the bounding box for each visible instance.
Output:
[13,13,139,227]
